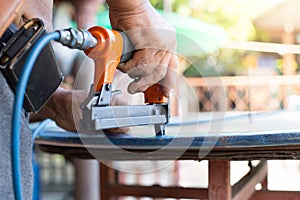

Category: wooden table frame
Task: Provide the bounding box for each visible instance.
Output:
[99,160,300,200]
[36,111,300,199]
[37,139,300,200]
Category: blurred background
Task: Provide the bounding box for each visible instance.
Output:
[35,0,300,199]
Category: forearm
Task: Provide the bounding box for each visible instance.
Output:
[106,0,148,12]
[106,0,160,30]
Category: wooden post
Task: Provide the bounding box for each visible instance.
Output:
[100,162,116,200]
[74,159,100,200]
[282,26,296,76]
[209,160,231,200]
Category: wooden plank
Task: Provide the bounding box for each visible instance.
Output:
[223,40,300,54]
[106,185,208,199]
[36,111,300,160]
[36,129,300,150]
[209,160,231,200]
[232,160,268,200]
[36,111,300,149]
[187,75,300,87]
[38,144,300,161]
[250,190,300,200]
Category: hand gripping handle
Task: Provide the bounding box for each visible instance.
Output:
[119,32,167,104]
[85,26,167,104]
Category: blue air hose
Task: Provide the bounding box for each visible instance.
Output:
[12,32,60,200]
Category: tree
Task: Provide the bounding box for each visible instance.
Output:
[151,0,275,76]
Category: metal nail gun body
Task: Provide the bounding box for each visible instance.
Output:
[79,27,169,135]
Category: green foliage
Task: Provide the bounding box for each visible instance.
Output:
[150,0,164,9]
[151,0,273,76]
[183,55,220,77]
[216,49,248,76]
[174,0,272,76]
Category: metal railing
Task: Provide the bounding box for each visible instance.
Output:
[186,75,300,111]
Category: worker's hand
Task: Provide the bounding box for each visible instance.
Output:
[30,88,129,133]
[31,87,87,132]
[107,0,178,97]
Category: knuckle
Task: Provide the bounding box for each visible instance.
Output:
[135,62,154,75]
[117,63,126,72]
[154,68,167,81]
[136,63,148,71]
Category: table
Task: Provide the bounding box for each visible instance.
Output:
[35,110,300,199]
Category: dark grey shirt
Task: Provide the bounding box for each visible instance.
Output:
[0,72,33,200]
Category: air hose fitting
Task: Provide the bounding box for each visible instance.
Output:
[56,28,98,50]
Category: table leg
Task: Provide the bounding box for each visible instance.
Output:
[100,162,116,200]
[209,160,231,200]
[74,159,100,200]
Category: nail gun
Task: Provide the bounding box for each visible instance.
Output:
[61,26,169,135]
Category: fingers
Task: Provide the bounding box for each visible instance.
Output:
[118,49,159,75]
[161,54,178,97]
[128,50,167,78]
[127,52,172,94]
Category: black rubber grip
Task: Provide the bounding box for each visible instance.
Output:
[120,31,134,63]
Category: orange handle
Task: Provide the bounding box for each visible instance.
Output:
[144,84,168,104]
[84,27,123,92]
